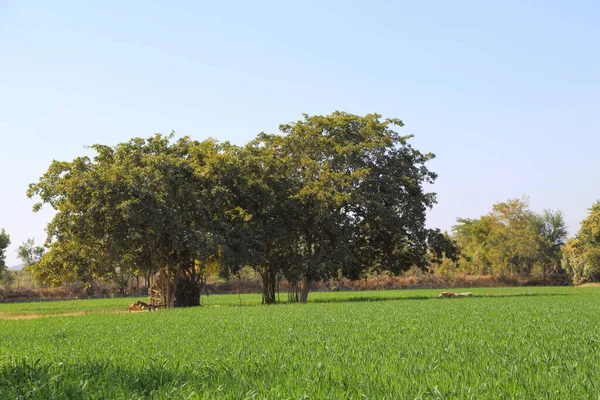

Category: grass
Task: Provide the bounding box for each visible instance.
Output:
[0,287,599,399]
[200,286,556,307]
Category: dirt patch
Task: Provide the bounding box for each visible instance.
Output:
[0,311,87,320]
[579,283,600,287]
[0,308,163,320]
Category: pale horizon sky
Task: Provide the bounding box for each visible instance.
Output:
[1,1,599,267]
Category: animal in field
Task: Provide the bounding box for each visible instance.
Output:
[128,301,158,312]
[438,291,473,298]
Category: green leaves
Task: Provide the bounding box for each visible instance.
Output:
[275,112,437,299]
[561,239,592,285]
[453,198,568,279]
[28,135,229,296]
[28,112,438,304]
[578,201,600,249]
[0,229,10,275]
[564,201,600,284]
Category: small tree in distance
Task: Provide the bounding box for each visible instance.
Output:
[16,238,45,289]
[0,229,11,285]
[17,238,45,269]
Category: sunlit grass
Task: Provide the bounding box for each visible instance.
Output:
[0,287,599,398]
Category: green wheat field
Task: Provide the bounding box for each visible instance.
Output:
[1,287,599,399]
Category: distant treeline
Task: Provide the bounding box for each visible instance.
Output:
[436,197,600,285]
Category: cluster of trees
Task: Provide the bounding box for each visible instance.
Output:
[17,112,600,305]
[432,197,600,286]
[28,112,447,306]
[448,198,567,283]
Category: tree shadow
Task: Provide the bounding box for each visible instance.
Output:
[311,294,431,303]
[309,292,571,304]
[474,292,571,299]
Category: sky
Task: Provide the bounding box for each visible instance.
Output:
[1,0,599,267]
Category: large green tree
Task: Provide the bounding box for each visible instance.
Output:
[28,134,233,307]
[278,112,437,302]
[488,198,540,278]
[218,135,300,304]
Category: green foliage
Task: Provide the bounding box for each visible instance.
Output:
[427,229,460,264]
[453,198,567,280]
[488,198,540,276]
[0,229,10,284]
[1,288,599,398]
[276,112,437,301]
[28,134,232,305]
[453,216,499,274]
[0,228,10,272]
[579,201,600,248]
[561,238,594,285]
[29,112,437,306]
[16,239,45,287]
[531,210,568,280]
[0,271,15,288]
[218,136,301,304]
[563,201,600,284]
[16,238,45,267]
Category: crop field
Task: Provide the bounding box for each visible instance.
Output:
[1,287,599,399]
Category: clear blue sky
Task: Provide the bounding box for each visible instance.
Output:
[1,1,599,267]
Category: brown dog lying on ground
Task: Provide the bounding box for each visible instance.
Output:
[128,301,158,312]
[438,292,472,298]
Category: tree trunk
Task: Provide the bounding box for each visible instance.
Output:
[165,270,174,308]
[543,266,546,284]
[301,229,314,304]
[230,267,242,306]
[145,272,152,294]
[300,275,311,303]
[174,274,201,307]
[164,269,180,308]
[288,280,300,303]
[261,268,277,305]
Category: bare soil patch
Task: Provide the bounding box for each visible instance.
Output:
[0,311,87,320]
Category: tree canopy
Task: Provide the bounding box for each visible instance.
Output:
[0,229,10,274]
[562,201,600,284]
[452,198,567,282]
[24,114,600,297]
[28,112,439,305]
